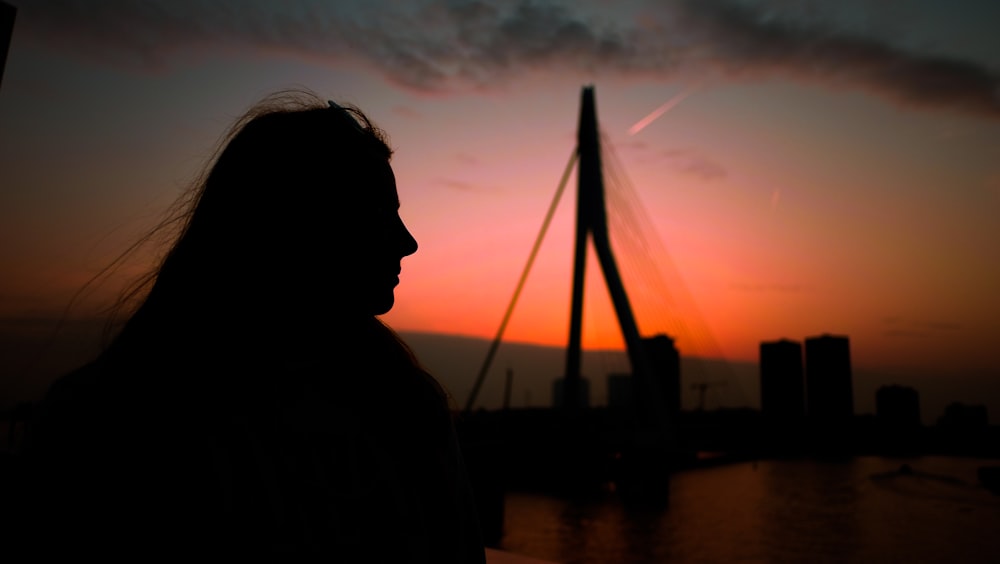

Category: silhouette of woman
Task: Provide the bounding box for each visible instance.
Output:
[23,91,486,561]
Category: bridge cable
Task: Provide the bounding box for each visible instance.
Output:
[600,133,748,407]
[464,149,579,412]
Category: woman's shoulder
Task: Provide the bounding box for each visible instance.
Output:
[36,361,106,421]
[45,360,106,401]
[28,359,142,452]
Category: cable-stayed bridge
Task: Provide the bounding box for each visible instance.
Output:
[457,88,756,532]
[464,85,744,417]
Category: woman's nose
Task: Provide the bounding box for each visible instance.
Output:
[398,219,418,257]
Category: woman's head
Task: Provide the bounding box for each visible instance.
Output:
[130,91,418,339]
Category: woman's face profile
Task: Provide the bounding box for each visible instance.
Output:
[337,158,418,316]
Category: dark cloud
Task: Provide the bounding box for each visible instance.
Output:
[15,0,1000,117]
[882,316,962,338]
[659,149,727,181]
[454,152,481,166]
[730,282,808,293]
[670,0,1000,117]
[620,143,726,179]
[391,105,423,119]
[884,329,929,339]
[16,0,409,74]
[436,177,478,191]
[620,139,650,152]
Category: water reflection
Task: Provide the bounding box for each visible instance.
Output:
[758,459,864,563]
[501,457,1000,564]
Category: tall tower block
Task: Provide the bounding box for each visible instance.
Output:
[643,335,681,421]
[759,339,804,419]
[804,334,853,420]
[876,385,921,428]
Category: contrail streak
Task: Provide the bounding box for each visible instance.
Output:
[628,85,700,135]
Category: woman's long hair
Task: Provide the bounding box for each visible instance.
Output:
[72,90,449,416]
[116,92,388,344]
[24,91,467,561]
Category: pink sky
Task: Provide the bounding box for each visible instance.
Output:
[1,1,998,416]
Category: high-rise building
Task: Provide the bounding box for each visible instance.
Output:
[643,334,681,419]
[804,334,853,419]
[876,385,921,427]
[759,339,804,419]
[601,335,680,420]
[938,402,989,428]
[607,373,633,410]
[552,376,591,408]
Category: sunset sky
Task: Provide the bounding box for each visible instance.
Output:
[1,1,998,418]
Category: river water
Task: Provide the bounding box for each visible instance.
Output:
[498,456,1000,563]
